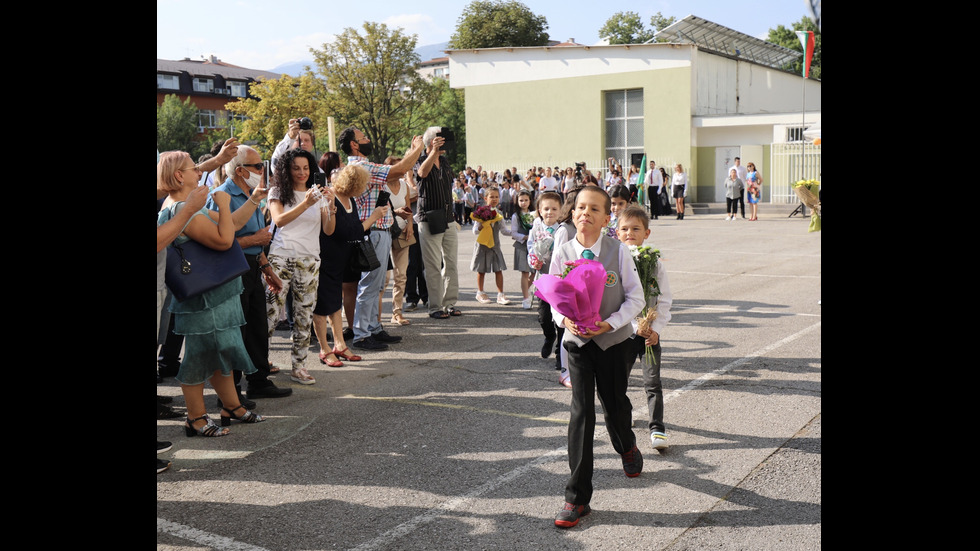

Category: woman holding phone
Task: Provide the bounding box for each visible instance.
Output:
[265,148,334,385]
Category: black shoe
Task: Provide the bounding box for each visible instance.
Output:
[555,502,591,528]
[157,395,174,405]
[352,337,389,351]
[343,328,355,342]
[157,458,172,474]
[157,404,183,420]
[245,383,292,400]
[158,441,172,454]
[216,395,259,410]
[404,301,418,311]
[621,444,643,477]
[541,335,556,359]
[373,330,402,344]
[158,365,179,378]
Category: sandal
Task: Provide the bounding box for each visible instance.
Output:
[390,314,411,325]
[268,362,280,374]
[332,347,362,362]
[220,404,265,427]
[448,307,462,316]
[290,367,316,385]
[184,414,229,437]
[429,310,450,319]
[319,350,343,367]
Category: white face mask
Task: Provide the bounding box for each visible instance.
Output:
[241,168,262,189]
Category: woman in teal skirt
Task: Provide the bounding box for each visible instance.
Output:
[157,151,266,437]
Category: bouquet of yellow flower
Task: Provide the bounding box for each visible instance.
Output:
[792,179,821,232]
[628,244,662,365]
[471,205,504,248]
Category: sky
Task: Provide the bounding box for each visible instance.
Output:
[157,0,815,72]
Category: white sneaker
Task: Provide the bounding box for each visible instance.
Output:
[476,292,492,304]
[496,293,511,305]
[650,431,669,450]
[521,297,533,309]
[724,216,730,220]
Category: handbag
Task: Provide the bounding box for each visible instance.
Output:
[349,236,381,272]
[424,206,448,235]
[163,204,250,302]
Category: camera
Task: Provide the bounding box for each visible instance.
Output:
[299,117,313,130]
[436,127,455,154]
[575,162,586,178]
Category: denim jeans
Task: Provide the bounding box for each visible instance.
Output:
[353,229,392,341]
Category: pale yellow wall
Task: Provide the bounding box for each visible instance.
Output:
[463,67,694,183]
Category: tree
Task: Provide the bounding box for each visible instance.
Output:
[649,12,677,39]
[157,94,200,156]
[449,1,549,49]
[312,22,433,163]
[767,17,821,79]
[598,11,654,44]
[224,73,329,157]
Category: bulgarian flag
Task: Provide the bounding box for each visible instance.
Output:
[636,154,647,207]
[796,31,815,78]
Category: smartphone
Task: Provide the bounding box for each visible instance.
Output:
[263,160,270,187]
[313,172,326,188]
[375,189,390,208]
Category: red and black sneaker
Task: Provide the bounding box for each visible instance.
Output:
[554,502,591,528]
[622,444,643,477]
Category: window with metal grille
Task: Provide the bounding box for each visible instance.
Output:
[604,89,644,172]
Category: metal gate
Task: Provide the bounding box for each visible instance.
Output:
[769,143,822,204]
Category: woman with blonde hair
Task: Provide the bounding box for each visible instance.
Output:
[312,164,389,365]
[157,150,266,437]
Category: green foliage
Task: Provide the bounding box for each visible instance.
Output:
[156,94,201,156]
[767,17,821,79]
[649,12,677,42]
[313,22,433,163]
[599,11,655,45]
[224,73,329,157]
[416,77,467,174]
[449,1,549,49]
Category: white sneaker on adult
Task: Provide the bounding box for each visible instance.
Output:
[650,431,669,450]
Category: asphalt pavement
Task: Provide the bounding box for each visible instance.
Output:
[157,203,821,550]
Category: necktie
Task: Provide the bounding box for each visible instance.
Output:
[582,249,595,260]
[546,227,555,235]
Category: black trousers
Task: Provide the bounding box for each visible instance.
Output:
[237,254,273,389]
[738,191,746,217]
[727,197,739,216]
[405,222,428,304]
[563,337,636,505]
[649,187,661,218]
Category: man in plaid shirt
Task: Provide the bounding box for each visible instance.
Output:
[339,126,424,351]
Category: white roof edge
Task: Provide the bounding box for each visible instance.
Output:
[693,113,821,127]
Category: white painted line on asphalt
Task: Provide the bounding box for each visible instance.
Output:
[157,518,272,551]
[348,448,567,551]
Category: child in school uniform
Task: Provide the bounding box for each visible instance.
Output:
[471,186,512,305]
[616,205,673,451]
[526,191,564,379]
[511,190,535,309]
[606,183,632,238]
[551,186,646,529]
[544,187,583,387]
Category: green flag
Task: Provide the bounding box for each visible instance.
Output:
[636,154,648,207]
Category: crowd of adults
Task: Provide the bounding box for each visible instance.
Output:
[156,120,748,474]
